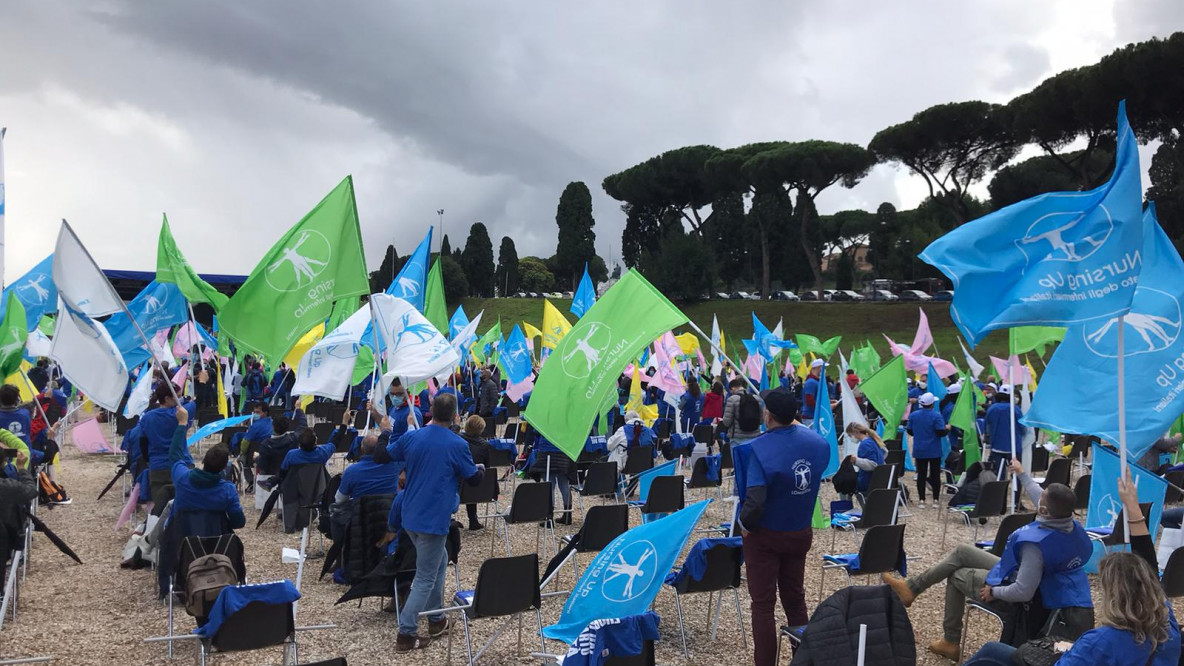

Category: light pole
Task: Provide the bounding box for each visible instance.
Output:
[437,209,444,255]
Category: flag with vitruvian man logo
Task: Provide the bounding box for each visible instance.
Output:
[524,269,688,462]
[919,101,1144,348]
[218,176,369,364]
[1024,204,1184,460]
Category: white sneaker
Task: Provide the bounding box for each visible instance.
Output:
[916,501,926,509]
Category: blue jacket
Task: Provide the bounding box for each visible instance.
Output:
[986,521,1093,609]
[855,437,884,492]
[281,443,334,470]
[168,424,244,529]
[802,376,820,420]
[141,406,181,471]
[985,402,1025,457]
[745,425,830,532]
[1057,617,1180,666]
[678,393,704,428]
[388,425,479,535]
[387,402,424,440]
[906,406,946,459]
[0,408,31,446]
[339,456,400,499]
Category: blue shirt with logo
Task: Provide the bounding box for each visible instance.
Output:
[745,424,830,531]
[388,424,478,535]
[0,408,31,446]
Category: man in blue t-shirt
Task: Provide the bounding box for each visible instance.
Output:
[385,380,423,441]
[385,393,484,652]
[738,386,830,666]
[984,387,1025,472]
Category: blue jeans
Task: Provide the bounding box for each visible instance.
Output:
[398,530,449,636]
[964,641,1016,665]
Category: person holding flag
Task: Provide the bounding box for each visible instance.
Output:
[737,386,830,666]
[801,359,825,426]
[905,392,948,508]
[985,386,1025,473]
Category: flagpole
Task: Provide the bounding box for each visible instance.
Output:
[687,320,764,409]
[61,220,181,408]
[364,298,382,431]
[1008,360,1017,514]
[18,372,52,432]
[1117,315,1130,543]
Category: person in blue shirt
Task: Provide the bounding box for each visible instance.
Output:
[385,380,423,441]
[168,405,244,532]
[737,386,830,666]
[940,382,961,449]
[335,433,399,502]
[235,402,273,492]
[529,432,574,526]
[984,388,1025,472]
[269,429,335,480]
[906,392,948,508]
[0,385,32,447]
[386,393,484,652]
[844,422,885,495]
[141,383,186,507]
[678,381,704,432]
[800,359,824,425]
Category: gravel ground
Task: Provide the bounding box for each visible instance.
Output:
[2,430,1182,665]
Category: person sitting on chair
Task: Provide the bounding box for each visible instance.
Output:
[606,411,657,473]
[883,458,1091,661]
[844,422,885,495]
[169,407,244,531]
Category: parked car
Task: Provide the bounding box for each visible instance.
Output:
[771,291,800,301]
[933,290,954,302]
[512,292,527,298]
[899,289,933,302]
[562,291,574,299]
[730,291,759,301]
[799,289,835,301]
[714,292,730,300]
[831,290,865,302]
[868,289,898,301]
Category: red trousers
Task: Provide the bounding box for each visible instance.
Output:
[742,526,813,666]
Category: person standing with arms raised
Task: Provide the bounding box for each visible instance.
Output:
[737,386,830,666]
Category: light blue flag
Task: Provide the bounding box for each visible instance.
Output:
[759,361,769,391]
[1086,443,1167,533]
[187,415,253,446]
[741,338,761,360]
[1,254,57,330]
[636,460,677,502]
[104,281,190,368]
[196,322,218,351]
[919,102,1144,347]
[499,325,532,385]
[927,362,948,401]
[542,499,710,644]
[570,263,596,319]
[385,228,433,311]
[812,366,840,478]
[1023,205,1184,459]
[448,305,469,340]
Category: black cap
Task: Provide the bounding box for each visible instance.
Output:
[760,386,799,423]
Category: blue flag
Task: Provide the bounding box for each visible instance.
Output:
[542,500,710,644]
[1086,444,1167,535]
[919,102,1144,347]
[570,263,596,319]
[499,324,532,385]
[187,415,253,446]
[1,254,57,330]
[385,228,433,311]
[927,362,948,401]
[812,366,840,478]
[104,281,190,368]
[448,305,469,340]
[1024,205,1184,460]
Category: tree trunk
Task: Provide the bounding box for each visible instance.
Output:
[799,192,824,298]
[759,226,771,300]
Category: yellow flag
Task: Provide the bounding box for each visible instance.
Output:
[1025,357,1039,392]
[542,300,572,350]
[796,359,809,380]
[5,372,35,402]
[284,322,325,370]
[675,333,699,356]
[624,362,657,425]
[522,322,543,340]
[300,394,314,411]
[216,367,228,418]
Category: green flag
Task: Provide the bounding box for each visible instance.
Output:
[524,270,688,461]
[859,354,907,435]
[472,321,502,363]
[796,334,842,358]
[423,258,447,335]
[849,343,881,378]
[157,214,230,311]
[948,382,982,467]
[38,316,55,337]
[1008,326,1065,357]
[768,364,781,389]
[217,176,369,364]
[325,294,359,333]
[0,297,28,378]
[811,497,829,529]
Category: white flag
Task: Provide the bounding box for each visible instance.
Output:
[24,328,52,358]
[50,306,128,411]
[958,337,985,380]
[123,362,154,418]
[837,350,868,457]
[371,294,460,389]
[710,314,723,377]
[291,303,372,399]
[450,310,484,354]
[52,221,124,317]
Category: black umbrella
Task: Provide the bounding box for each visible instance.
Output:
[29,514,82,565]
[96,461,131,501]
[254,485,282,529]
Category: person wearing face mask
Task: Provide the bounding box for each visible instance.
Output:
[386,379,423,441]
[883,458,1092,661]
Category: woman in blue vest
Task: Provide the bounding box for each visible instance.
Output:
[905,392,947,508]
[965,469,1180,665]
[678,381,704,432]
[844,422,885,494]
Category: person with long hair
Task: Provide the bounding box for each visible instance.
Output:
[701,381,724,421]
[964,468,1181,665]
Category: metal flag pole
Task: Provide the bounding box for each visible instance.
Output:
[363,299,382,432]
[1008,359,1017,514]
[687,320,764,409]
[1118,315,1130,544]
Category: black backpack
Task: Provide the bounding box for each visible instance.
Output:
[245,370,265,396]
[736,393,762,433]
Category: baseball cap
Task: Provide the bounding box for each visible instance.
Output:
[759,386,799,423]
[918,392,937,407]
[810,359,825,369]
[948,381,963,394]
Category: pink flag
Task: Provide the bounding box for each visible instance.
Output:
[172,362,189,390]
[116,483,140,531]
[883,334,957,377]
[989,355,1030,385]
[695,348,707,374]
[909,308,934,355]
[745,354,763,382]
[505,375,534,403]
[172,322,198,358]
[427,377,440,401]
[69,417,115,454]
[650,343,686,398]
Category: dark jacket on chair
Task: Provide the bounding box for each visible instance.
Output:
[340,493,395,584]
[791,585,915,665]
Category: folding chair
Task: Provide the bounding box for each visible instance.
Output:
[1034,457,1071,489]
[883,449,905,467]
[622,446,655,477]
[628,475,684,521]
[1162,548,1184,598]
[1073,474,1091,514]
[575,462,621,514]
[425,553,544,666]
[459,470,500,528]
[975,512,1035,555]
[311,422,336,447]
[666,539,746,658]
[326,405,346,425]
[692,424,715,446]
[818,523,906,603]
[502,422,520,444]
[164,534,247,659]
[861,464,898,498]
[492,482,553,556]
[1029,444,1050,474]
[1165,471,1184,504]
[686,455,723,500]
[830,487,900,551]
[556,504,629,582]
[941,480,1008,549]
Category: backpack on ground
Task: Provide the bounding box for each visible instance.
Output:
[184,535,239,618]
[38,471,69,505]
[736,393,762,433]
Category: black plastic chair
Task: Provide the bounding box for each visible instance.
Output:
[167,534,247,657]
[941,480,1008,549]
[436,553,543,665]
[818,524,906,603]
[1093,502,1152,548]
[692,424,715,445]
[197,408,222,427]
[1073,474,1092,513]
[557,504,629,583]
[487,447,515,469]
[862,464,899,497]
[668,541,746,658]
[492,482,553,556]
[325,405,346,425]
[631,475,684,519]
[1166,471,1184,504]
[622,446,655,477]
[576,461,620,512]
[884,450,905,467]
[502,422,520,443]
[1035,457,1071,489]
[976,512,1036,556]
[311,422,336,448]
[1162,548,1184,598]
[686,456,723,500]
[460,471,501,526]
[481,418,498,439]
[831,488,899,551]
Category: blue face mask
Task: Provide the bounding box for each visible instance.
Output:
[393,394,406,408]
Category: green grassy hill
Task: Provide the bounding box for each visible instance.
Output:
[457,297,1016,366]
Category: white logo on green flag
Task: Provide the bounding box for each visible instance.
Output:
[266,230,332,291]
[561,323,611,379]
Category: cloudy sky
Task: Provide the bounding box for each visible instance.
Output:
[2,0,1182,280]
